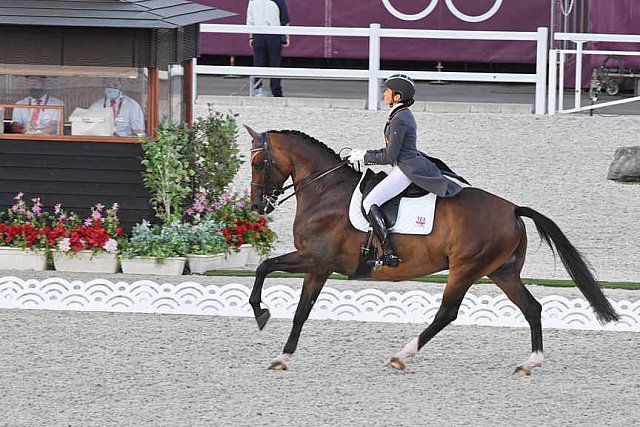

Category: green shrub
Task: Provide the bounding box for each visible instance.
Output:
[186,107,242,199]
[121,220,191,261]
[141,123,192,224]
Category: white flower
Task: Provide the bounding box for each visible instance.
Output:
[58,238,71,252]
[103,238,118,253]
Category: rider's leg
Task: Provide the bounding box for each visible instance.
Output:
[363,167,411,267]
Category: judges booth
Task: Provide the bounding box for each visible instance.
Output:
[0,0,233,229]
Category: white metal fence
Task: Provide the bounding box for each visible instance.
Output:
[548,32,640,115]
[197,24,548,114]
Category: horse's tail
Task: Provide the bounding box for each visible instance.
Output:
[515,206,619,324]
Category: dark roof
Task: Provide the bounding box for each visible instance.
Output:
[0,0,235,29]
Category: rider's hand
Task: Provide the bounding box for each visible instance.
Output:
[348,149,366,165]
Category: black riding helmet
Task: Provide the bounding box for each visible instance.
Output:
[384,74,415,102]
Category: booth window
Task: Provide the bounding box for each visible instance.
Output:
[0,64,166,142]
[159,64,185,126]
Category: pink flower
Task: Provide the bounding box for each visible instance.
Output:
[54,203,62,215]
[91,211,102,221]
[103,238,118,253]
[58,238,71,252]
[14,192,24,200]
[84,218,92,226]
[31,198,42,216]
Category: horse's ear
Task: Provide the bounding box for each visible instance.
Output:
[244,125,263,149]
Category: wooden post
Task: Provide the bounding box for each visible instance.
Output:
[183,58,194,126]
[147,67,159,139]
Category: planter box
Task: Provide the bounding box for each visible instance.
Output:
[218,244,252,270]
[53,250,119,274]
[245,246,265,269]
[0,247,47,271]
[121,256,186,276]
[186,253,226,274]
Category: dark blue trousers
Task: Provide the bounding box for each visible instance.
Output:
[252,34,283,97]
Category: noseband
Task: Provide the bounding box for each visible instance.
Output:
[250,132,348,211]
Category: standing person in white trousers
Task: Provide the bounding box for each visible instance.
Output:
[348,74,462,267]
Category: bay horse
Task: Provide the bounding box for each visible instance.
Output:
[245,126,619,376]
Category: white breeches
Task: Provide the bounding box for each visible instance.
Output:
[363,166,412,214]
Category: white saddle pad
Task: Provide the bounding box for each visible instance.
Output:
[349,175,437,235]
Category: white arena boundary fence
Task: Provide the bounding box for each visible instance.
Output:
[197,24,548,114]
[548,32,640,115]
[0,276,638,332]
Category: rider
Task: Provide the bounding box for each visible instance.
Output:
[348,74,462,268]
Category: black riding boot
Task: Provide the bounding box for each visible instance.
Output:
[367,204,400,268]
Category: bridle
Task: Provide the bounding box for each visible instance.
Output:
[250,132,348,212]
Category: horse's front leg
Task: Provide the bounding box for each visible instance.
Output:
[249,250,320,330]
[268,271,330,370]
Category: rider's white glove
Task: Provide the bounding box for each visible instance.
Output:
[348,149,366,165]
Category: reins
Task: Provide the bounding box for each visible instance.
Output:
[277,160,349,205]
[251,133,349,210]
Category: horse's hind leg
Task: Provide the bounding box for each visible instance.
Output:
[488,242,543,377]
[386,267,479,370]
[268,272,330,370]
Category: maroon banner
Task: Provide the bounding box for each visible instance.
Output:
[197,0,549,64]
[588,0,640,69]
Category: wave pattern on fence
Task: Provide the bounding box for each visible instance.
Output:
[0,276,637,331]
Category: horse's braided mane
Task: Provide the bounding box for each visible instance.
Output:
[272,130,342,162]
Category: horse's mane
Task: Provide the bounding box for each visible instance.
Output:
[272,130,343,162]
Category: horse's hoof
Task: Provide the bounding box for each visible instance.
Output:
[268,360,288,371]
[513,366,531,377]
[384,357,406,370]
[255,309,271,330]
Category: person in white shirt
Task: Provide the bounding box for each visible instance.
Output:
[90,79,145,137]
[246,0,290,97]
[11,76,65,135]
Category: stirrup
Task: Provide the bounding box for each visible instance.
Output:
[381,253,400,268]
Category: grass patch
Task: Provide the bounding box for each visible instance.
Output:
[202,270,640,290]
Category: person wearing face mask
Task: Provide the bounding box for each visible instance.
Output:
[11,75,65,135]
[89,79,145,137]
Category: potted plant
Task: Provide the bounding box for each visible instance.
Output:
[183,221,228,274]
[181,193,229,273]
[51,202,123,273]
[185,109,242,201]
[120,220,189,275]
[141,122,192,224]
[0,193,50,270]
[202,190,277,269]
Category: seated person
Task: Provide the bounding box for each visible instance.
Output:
[11,76,65,135]
[90,79,145,137]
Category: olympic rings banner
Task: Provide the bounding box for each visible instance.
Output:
[197,0,550,63]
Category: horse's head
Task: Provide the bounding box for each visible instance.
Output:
[245,125,291,214]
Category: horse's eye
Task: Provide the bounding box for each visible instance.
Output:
[252,162,265,170]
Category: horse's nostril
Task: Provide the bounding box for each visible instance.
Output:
[251,204,259,212]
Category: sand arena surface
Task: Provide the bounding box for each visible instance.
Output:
[1,310,638,426]
[201,105,640,283]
